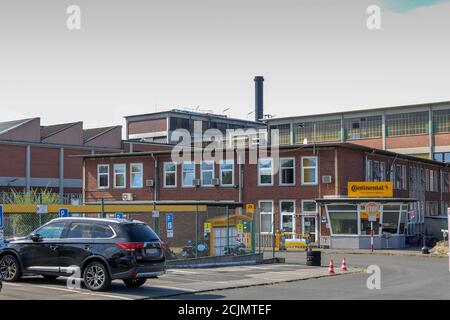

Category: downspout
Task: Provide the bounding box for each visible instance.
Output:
[335,147,339,195]
[151,154,158,202]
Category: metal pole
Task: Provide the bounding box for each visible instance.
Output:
[371,221,374,253]
[258,207,261,254]
[101,198,105,218]
[195,205,198,258]
[39,193,42,226]
[226,206,230,254]
[272,210,276,259]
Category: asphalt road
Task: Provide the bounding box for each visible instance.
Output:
[0,252,448,300]
[172,252,450,300]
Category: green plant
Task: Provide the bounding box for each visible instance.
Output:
[6,188,60,237]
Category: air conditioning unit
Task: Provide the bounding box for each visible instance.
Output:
[145,179,155,187]
[122,193,134,201]
[322,175,332,184]
[193,179,201,187]
[212,178,220,186]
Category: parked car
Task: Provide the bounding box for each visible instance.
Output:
[0,217,166,291]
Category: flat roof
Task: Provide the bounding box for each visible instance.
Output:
[84,200,245,208]
[266,100,450,122]
[124,109,266,126]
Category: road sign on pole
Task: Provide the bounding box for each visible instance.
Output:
[166,213,173,238]
[115,212,124,219]
[59,208,69,218]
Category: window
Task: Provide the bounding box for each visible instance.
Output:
[94,225,115,238]
[382,211,400,234]
[258,158,273,186]
[433,109,450,133]
[270,124,291,145]
[327,204,358,235]
[366,160,373,181]
[294,122,315,144]
[163,162,177,187]
[130,163,143,188]
[344,116,382,140]
[182,161,195,187]
[315,119,341,142]
[220,160,234,186]
[302,200,317,213]
[36,222,66,239]
[280,200,295,233]
[125,224,160,242]
[113,164,126,188]
[386,111,428,136]
[259,201,273,233]
[402,165,407,190]
[201,161,214,186]
[328,211,358,235]
[97,164,109,189]
[280,158,295,185]
[67,222,93,239]
[380,162,386,181]
[301,156,318,185]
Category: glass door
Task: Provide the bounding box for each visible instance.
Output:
[302,216,317,243]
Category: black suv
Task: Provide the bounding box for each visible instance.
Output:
[0,217,166,291]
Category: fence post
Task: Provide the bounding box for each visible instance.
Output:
[195,205,198,259]
[101,198,105,218]
[39,193,43,227]
[226,205,230,254]
[272,208,276,259]
[258,206,261,255]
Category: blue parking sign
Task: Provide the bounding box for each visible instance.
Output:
[166,213,173,238]
[115,212,124,219]
[59,208,69,218]
[0,205,3,227]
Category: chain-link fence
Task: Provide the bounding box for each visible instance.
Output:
[3,213,58,239]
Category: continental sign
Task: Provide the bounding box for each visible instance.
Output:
[347,182,393,198]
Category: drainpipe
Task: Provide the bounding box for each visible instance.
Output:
[151,154,158,202]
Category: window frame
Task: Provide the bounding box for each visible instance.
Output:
[182,161,196,188]
[279,157,295,186]
[97,164,110,189]
[163,162,177,188]
[258,200,274,234]
[113,163,126,189]
[201,160,215,187]
[301,156,318,185]
[280,200,296,234]
[220,160,234,186]
[258,158,274,186]
[130,163,143,189]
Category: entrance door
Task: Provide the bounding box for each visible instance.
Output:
[302,216,317,243]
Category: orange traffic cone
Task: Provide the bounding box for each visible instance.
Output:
[328,259,335,275]
[341,257,348,272]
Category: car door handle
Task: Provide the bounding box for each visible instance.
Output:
[49,245,58,251]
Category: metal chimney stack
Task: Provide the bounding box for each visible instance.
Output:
[254,76,264,122]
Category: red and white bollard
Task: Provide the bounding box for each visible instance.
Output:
[341,257,348,272]
[328,259,335,275]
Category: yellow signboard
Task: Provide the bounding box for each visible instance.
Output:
[237,223,244,233]
[348,182,393,198]
[204,223,212,233]
[246,204,255,214]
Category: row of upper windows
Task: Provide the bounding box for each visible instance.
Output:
[272,109,450,144]
[366,159,447,192]
[96,156,319,189]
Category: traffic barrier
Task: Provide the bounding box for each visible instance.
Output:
[328,259,335,275]
[341,257,348,272]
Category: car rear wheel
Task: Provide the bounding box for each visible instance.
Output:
[42,275,59,280]
[83,262,111,291]
[0,254,22,282]
[123,278,147,288]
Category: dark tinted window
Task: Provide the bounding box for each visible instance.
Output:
[94,224,114,238]
[37,222,67,239]
[67,222,93,239]
[125,224,160,242]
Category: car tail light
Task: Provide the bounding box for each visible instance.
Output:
[160,241,168,249]
[115,242,145,252]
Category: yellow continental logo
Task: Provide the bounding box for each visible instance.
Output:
[348,182,393,198]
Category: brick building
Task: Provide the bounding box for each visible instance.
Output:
[81,142,450,249]
[0,118,122,203]
[266,101,450,161]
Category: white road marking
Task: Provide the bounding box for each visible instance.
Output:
[169,270,201,274]
[3,282,25,287]
[34,285,133,300]
[149,284,196,292]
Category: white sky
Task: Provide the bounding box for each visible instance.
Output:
[0,0,449,133]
